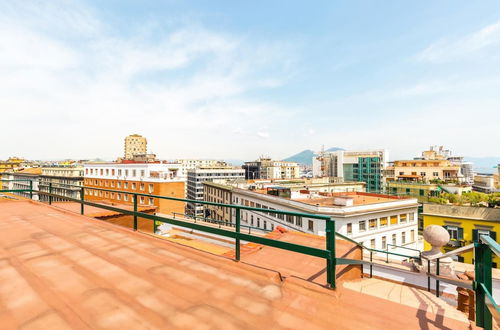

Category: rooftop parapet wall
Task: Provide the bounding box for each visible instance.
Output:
[423,204,500,221]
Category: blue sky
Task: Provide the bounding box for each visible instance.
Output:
[1,1,499,161]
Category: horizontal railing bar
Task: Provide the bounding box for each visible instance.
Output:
[369,248,420,259]
[77,185,331,220]
[0,189,33,193]
[426,273,473,290]
[423,243,475,260]
[36,192,331,260]
[336,258,370,265]
[0,179,35,182]
[480,236,500,259]
[480,283,500,324]
[387,243,421,253]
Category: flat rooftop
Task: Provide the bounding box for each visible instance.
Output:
[251,190,410,207]
[0,199,468,329]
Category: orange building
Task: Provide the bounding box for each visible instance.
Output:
[83,162,185,215]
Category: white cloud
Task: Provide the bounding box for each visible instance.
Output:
[0,1,298,160]
[417,21,500,63]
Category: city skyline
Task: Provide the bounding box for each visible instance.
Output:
[1,1,500,161]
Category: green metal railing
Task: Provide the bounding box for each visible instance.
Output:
[1,180,350,289]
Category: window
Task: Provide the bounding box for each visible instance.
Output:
[112,169,115,175]
[132,170,137,177]
[380,217,388,227]
[149,198,154,205]
[382,236,387,249]
[132,183,136,190]
[370,239,376,249]
[359,221,366,232]
[308,220,314,232]
[117,182,121,188]
[390,215,398,225]
[118,169,122,176]
[472,229,495,242]
[411,230,415,242]
[401,232,406,244]
[347,223,352,235]
[124,194,128,202]
[111,181,115,188]
[125,170,129,177]
[148,184,154,193]
[419,189,424,196]
[140,170,145,177]
[286,215,294,223]
[400,214,407,223]
[251,215,254,226]
[446,226,461,240]
[433,172,439,177]
[106,169,109,176]
[140,183,145,191]
[295,216,302,227]
[124,182,128,189]
[420,172,426,177]
[392,234,397,245]
[369,219,377,230]
[117,193,121,201]
[409,213,415,221]
[140,196,145,204]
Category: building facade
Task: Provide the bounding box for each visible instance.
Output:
[84,162,185,215]
[0,157,25,189]
[38,165,84,202]
[423,204,500,268]
[385,159,460,183]
[234,190,418,251]
[203,182,234,224]
[313,150,387,193]
[124,134,147,160]
[2,168,41,200]
[473,174,499,193]
[186,167,245,217]
[242,158,300,180]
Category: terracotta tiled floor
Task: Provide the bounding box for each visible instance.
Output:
[0,200,471,329]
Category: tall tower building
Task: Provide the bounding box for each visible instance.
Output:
[124,134,147,160]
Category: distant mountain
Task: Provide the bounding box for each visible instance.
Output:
[464,157,500,174]
[283,147,344,165]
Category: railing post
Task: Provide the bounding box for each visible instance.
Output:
[235,208,241,261]
[48,183,53,205]
[475,242,493,330]
[370,251,373,278]
[386,245,389,263]
[427,259,431,292]
[326,218,336,289]
[80,187,84,215]
[436,258,440,297]
[133,194,138,231]
[29,180,33,200]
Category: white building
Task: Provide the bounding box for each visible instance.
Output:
[231,188,418,252]
[242,158,300,180]
[313,149,388,192]
[39,165,84,202]
[84,162,183,182]
[186,167,245,217]
[2,168,41,201]
[176,159,228,179]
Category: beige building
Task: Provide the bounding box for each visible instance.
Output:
[39,165,84,202]
[124,134,147,160]
[243,158,300,180]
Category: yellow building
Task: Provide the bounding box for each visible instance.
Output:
[0,157,25,189]
[423,203,500,268]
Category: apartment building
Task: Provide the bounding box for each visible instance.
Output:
[242,158,300,180]
[38,165,84,202]
[2,168,41,200]
[176,159,228,178]
[186,167,245,217]
[124,134,147,160]
[313,150,387,192]
[423,204,500,268]
[83,162,185,215]
[0,157,25,189]
[203,182,235,224]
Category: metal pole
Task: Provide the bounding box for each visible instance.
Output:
[475,242,493,330]
[133,194,138,231]
[80,187,84,215]
[386,245,389,263]
[436,258,440,297]
[29,180,33,200]
[326,219,336,289]
[49,183,52,205]
[370,251,373,278]
[235,208,241,261]
[427,259,431,292]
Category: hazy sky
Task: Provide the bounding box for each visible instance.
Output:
[1,1,499,161]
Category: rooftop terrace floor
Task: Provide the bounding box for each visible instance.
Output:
[0,200,471,329]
